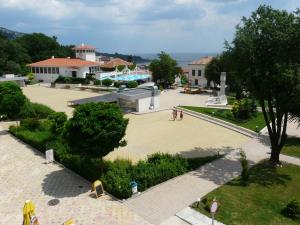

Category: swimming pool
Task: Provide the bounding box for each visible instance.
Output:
[100,73,151,81]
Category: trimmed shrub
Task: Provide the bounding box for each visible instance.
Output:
[102,79,113,87]
[126,81,138,88]
[232,98,252,120]
[19,101,55,119]
[86,73,96,81]
[101,160,132,199]
[20,118,41,130]
[54,75,89,84]
[113,81,123,88]
[133,153,188,191]
[48,112,67,134]
[9,125,53,151]
[281,200,300,219]
[63,102,128,158]
[0,81,26,119]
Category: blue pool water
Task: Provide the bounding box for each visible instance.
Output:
[101,74,150,81]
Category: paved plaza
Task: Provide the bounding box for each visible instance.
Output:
[22,85,103,117]
[0,127,150,225]
[105,110,250,162]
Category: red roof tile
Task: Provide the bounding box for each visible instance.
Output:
[28,58,101,68]
[100,58,133,68]
[72,44,96,50]
[189,56,214,65]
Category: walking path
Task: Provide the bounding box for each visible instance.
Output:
[125,128,300,225]
[0,126,150,225]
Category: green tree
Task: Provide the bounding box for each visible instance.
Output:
[0,35,31,75]
[126,81,138,88]
[149,52,181,88]
[16,33,74,62]
[0,82,26,119]
[227,5,300,164]
[48,112,67,134]
[63,103,128,158]
[205,53,243,96]
[102,79,113,87]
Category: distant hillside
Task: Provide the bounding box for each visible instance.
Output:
[0,27,25,39]
[97,52,150,63]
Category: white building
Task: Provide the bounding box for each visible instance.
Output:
[28,44,101,83]
[73,43,97,62]
[187,56,213,87]
[69,86,160,113]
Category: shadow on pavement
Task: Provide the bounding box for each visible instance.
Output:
[178,146,234,158]
[190,150,255,186]
[42,169,89,198]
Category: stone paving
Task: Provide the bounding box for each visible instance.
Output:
[0,127,150,225]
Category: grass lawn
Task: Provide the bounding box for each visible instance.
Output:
[181,106,266,132]
[192,162,300,225]
[282,138,300,158]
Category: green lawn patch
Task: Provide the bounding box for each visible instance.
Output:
[282,138,300,158]
[192,162,300,225]
[181,106,265,132]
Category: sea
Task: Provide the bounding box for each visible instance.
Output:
[138,53,218,68]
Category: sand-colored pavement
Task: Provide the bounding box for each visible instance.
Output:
[0,126,150,225]
[105,110,250,162]
[22,85,103,117]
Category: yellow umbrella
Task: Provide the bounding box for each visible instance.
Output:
[23,200,39,225]
[63,219,75,225]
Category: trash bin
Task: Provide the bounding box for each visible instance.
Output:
[131,181,138,194]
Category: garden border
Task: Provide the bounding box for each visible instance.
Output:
[176,106,261,138]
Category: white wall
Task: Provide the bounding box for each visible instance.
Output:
[33,66,91,83]
[153,96,160,110]
[187,64,207,87]
[76,52,96,62]
[137,97,152,112]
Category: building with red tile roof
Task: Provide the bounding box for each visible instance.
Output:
[100,58,133,69]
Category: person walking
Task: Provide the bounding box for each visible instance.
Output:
[180,110,183,120]
[172,109,176,121]
[174,109,178,121]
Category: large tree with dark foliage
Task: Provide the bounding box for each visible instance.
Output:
[149,52,181,88]
[16,33,75,62]
[227,5,300,164]
[63,103,128,158]
[0,35,31,75]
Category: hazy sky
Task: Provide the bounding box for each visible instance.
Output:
[0,0,298,54]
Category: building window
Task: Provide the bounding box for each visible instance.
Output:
[195,79,198,85]
[40,67,44,73]
[192,70,195,76]
[198,70,202,76]
[48,67,51,74]
[44,67,48,74]
[52,67,56,74]
[56,67,59,74]
[36,67,40,73]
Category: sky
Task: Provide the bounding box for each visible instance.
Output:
[0,0,298,54]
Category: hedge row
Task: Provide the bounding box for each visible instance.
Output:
[10,120,220,200]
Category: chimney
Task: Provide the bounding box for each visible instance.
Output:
[67,57,70,59]
[51,56,55,59]
[81,43,84,46]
